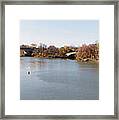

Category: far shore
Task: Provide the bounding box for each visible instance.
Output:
[20,43,99,63]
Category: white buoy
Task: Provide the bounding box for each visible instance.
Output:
[27,71,31,75]
[27,66,31,75]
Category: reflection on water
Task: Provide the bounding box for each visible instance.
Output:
[20,57,99,100]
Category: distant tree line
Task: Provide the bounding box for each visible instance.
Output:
[20,42,99,62]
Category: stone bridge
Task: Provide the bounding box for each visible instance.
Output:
[20,48,34,56]
[66,52,76,59]
[66,52,76,56]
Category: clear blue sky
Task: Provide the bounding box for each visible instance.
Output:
[20,20,99,47]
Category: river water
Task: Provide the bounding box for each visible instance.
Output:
[20,57,99,100]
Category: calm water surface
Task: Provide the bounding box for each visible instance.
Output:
[20,57,99,100]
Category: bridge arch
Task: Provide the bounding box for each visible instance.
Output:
[66,52,76,59]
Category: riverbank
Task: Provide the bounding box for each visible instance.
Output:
[20,43,99,63]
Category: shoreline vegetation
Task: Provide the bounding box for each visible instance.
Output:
[20,42,99,63]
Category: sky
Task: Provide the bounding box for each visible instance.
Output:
[20,20,99,47]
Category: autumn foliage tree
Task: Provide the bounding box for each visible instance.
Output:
[76,43,99,62]
[47,45,59,58]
